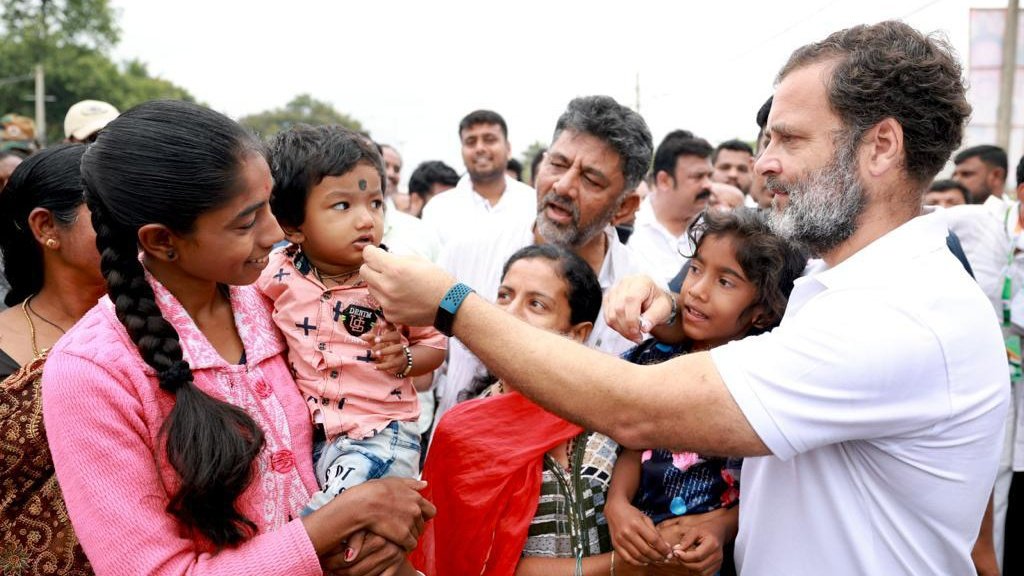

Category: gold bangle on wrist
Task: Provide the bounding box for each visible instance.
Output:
[610,549,616,576]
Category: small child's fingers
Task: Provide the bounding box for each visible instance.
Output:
[374,357,405,373]
[622,529,667,565]
[673,533,720,569]
[373,343,405,360]
[635,515,673,561]
[612,543,646,567]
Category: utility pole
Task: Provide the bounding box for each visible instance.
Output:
[34,64,45,147]
[635,73,641,114]
[996,0,1019,151]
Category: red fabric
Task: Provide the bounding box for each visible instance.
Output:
[410,391,582,575]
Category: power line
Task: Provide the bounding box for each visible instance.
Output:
[0,74,34,87]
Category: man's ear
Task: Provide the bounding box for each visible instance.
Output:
[862,117,903,178]
[655,170,673,193]
[567,321,593,343]
[613,191,641,225]
[137,223,178,262]
[989,167,1007,194]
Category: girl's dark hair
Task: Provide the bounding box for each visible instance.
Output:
[686,208,807,335]
[80,100,267,548]
[268,124,385,229]
[462,244,602,401]
[501,244,602,326]
[0,144,87,307]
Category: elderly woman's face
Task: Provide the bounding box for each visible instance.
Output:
[52,204,103,284]
[496,257,585,342]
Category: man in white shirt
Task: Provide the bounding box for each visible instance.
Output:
[432,95,654,420]
[361,21,1008,575]
[628,130,713,285]
[942,154,1024,572]
[711,139,754,199]
[953,144,1009,205]
[421,110,536,246]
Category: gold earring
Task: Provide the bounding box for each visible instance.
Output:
[166,248,176,261]
[45,238,57,249]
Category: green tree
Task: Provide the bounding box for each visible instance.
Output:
[520,140,547,183]
[238,94,365,138]
[0,0,194,144]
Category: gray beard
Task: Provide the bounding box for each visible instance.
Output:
[535,191,619,248]
[767,141,866,257]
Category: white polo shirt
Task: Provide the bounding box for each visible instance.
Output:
[710,212,1008,575]
[434,224,659,421]
[420,174,537,246]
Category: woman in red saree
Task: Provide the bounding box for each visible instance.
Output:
[413,244,700,576]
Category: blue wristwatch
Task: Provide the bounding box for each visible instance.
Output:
[434,283,474,336]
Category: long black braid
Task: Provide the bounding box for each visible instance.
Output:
[81,100,267,548]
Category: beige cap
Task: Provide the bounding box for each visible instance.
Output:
[64,100,119,140]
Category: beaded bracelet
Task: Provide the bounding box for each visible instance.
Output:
[396,345,413,379]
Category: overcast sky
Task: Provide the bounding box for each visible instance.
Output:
[110,0,1018,188]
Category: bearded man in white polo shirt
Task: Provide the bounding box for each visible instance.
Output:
[361,21,1008,575]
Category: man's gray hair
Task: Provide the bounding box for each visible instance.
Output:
[552,95,653,194]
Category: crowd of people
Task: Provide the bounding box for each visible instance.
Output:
[0,19,1019,576]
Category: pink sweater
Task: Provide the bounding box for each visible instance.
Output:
[42,279,323,575]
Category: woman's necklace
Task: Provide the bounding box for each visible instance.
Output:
[22,295,67,357]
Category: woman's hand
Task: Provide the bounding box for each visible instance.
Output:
[361,322,407,375]
[605,496,672,565]
[604,275,674,343]
[338,478,435,551]
[322,532,408,576]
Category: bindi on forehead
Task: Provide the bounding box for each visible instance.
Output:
[359,179,367,191]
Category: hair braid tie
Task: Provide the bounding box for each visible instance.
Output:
[160,360,193,387]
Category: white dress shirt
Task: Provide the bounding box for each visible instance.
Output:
[627,196,694,286]
[383,198,441,263]
[420,174,537,246]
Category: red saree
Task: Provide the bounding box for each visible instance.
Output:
[410,391,581,576]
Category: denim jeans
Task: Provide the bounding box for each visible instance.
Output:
[302,419,421,515]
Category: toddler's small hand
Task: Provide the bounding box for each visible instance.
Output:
[360,322,408,375]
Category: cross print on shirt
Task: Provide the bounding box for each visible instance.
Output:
[273,268,290,282]
[334,301,344,322]
[295,317,315,337]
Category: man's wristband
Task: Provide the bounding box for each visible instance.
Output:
[434,282,474,337]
